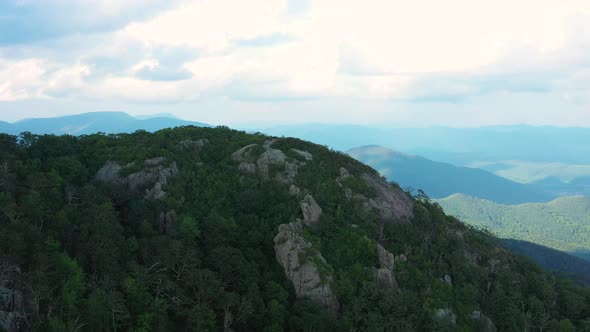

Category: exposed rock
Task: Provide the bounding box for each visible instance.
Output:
[396,254,408,262]
[233,140,305,184]
[300,195,322,225]
[238,162,257,174]
[434,308,457,325]
[159,210,177,235]
[373,244,398,288]
[95,158,179,200]
[444,274,452,285]
[144,157,165,166]
[344,188,353,199]
[291,149,313,161]
[179,138,209,150]
[273,222,339,311]
[289,184,301,196]
[257,148,287,178]
[360,173,414,221]
[0,265,24,332]
[95,161,122,183]
[471,311,497,332]
[377,243,395,270]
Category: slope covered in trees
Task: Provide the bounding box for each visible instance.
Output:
[437,194,590,262]
[0,127,589,331]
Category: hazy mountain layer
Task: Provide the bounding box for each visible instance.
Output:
[0,111,209,136]
[348,145,554,204]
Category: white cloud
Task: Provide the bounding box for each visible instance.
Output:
[0,0,589,125]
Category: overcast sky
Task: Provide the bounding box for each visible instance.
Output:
[1,0,589,126]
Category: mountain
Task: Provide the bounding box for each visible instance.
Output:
[500,239,590,286]
[1,127,589,331]
[0,111,209,136]
[437,194,590,262]
[348,145,554,204]
[258,124,590,165]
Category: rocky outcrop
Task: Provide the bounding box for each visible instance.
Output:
[373,243,398,288]
[291,149,313,161]
[360,173,414,221]
[443,274,452,285]
[471,311,497,332]
[336,167,351,185]
[434,308,457,325]
[273,222,339,311]
[289,184,301,196]
[159,210,177,235]
[95,157,179,200]
[179,138,209,150]
[0,265,24,332]
[300,195,322,225]
[232,140,310,184]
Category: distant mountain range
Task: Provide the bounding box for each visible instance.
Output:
[258,123,590,165]
[348,145,555,204]
[437,194,590,262]
[0,112,209,136]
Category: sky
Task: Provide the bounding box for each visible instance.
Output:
[0,0,589,126]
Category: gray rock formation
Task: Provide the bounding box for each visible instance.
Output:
[289,184,301,196]
[291,149,313,161]
[95,157,179,200]
[373,243,398,288]
[444,274,452,285]
[159,210,177,235]
[179,138,209,150]
[0,265,24,332]
[300,195,322,225]
[471,311,497,332]
[434,308,457,325]
[232,140,307,184]
[360,173,414,221]
[273,222,339,311]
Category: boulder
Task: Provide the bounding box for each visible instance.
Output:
[360,173,414,221]
[159,210,177,235]
[471,311,497,332]
[0,265,24,332]
[179,138,209,149]
[373,243,398,288]
[274,222,339,311]
[300,195,322,225]
[434,308,457,325]
[233,140,305,184]
[291,149,313,161]
[95,158,179,200]
[444,274,453,285]
[289,184,301,196]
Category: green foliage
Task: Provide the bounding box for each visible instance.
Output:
[0,127,588,331]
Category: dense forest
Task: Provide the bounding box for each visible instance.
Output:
[437,194,590,262]
[0,126,589,331]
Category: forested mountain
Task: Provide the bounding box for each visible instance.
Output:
[1,127,589,331]
[437,194,590,262]
[348,145,554,204]
[0,112,209,136]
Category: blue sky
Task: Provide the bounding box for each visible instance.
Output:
[0,0,589,126]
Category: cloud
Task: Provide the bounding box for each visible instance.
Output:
[0,0,590,126]
[0,0,182,44]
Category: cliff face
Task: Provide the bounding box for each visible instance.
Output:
[273,222,339,311]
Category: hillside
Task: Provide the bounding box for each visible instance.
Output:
[437,194,590,262]
[0,112,209,136]
[348,145,554,204]
[1,127,589,331]
[500,239,590,286]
